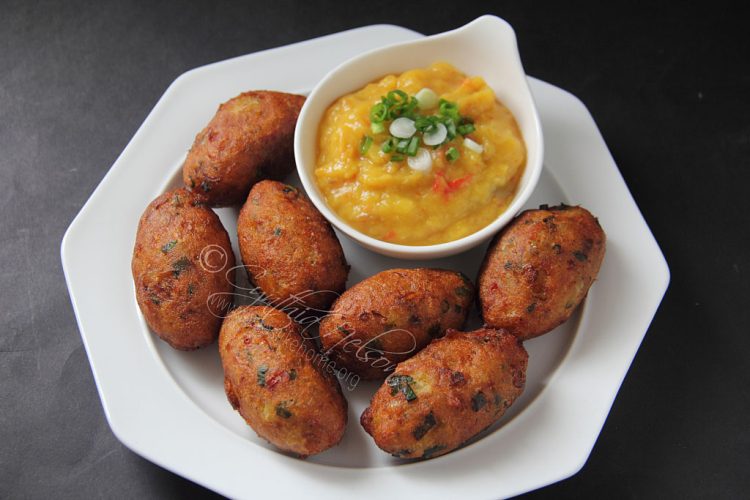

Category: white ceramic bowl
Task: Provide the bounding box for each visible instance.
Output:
[295,15,543,259]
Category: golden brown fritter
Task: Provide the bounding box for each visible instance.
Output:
[361,328,527,460]
[319,268,474,380]
[182,91,305,206]
[219,306,347,457]
[477,204,606,340]
[131,188,235,350]
[237,180,349,313]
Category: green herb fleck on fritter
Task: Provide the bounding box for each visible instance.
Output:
[161,240,177,253]
[243,349,253,364]
[257,365,268,386]
[494,393,504,407]
[171,256,191,277]
[275,401,292,419]
[387,374,417,402]
[471,391,488,412]
[413,412,437,440]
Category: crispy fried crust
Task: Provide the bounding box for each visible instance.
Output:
[477,204,606,340]
[237,180,349,312]
[319,268,474,380]
[131,188,235,350]
[182,91,305,206]
[361,328,527,459]
[218,306,347,457]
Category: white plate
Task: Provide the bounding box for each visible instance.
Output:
[61,24,669,499]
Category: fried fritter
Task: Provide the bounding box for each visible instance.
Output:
[361,328,527,459]
[477,204,606,340]
[237,180,349,312]
[319,268,474,380]
[131,188,235,350]
[183,91,305,206]
[219,306,348,457]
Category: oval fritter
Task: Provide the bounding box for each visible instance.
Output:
[319,268,474,380]
[219,306,348,457]
[131,188,235,350]
[237,180,349,312]
[182,91,305,206]
[361,328,528,460]
[477,204,606,340]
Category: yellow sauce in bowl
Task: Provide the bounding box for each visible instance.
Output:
[315,62,526,246]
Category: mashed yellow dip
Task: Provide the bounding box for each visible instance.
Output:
[315,62,526,245]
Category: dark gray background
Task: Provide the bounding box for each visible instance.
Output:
[1,0,747,498]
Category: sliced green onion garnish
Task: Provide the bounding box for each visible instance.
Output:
[457,123,475,136]
[446,147,460,162]
[366,90,475,163]
[423,122,447,146]
[385,91,418,120]
[387,89,409,104]
[463,137,484,153]
[444,118,457,140]
[415,88,439,110]
[360,135,373,154]
[406,136,420,156]
[402,96,418,116]
[370,102,388,123]
[390,117,417,139]
[408,148,432,172]
[439,99,460,121]
[414,116,433,132]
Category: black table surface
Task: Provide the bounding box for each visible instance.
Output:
[2,1,747,498]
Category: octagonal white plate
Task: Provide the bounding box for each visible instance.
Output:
[61,23,669,499]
